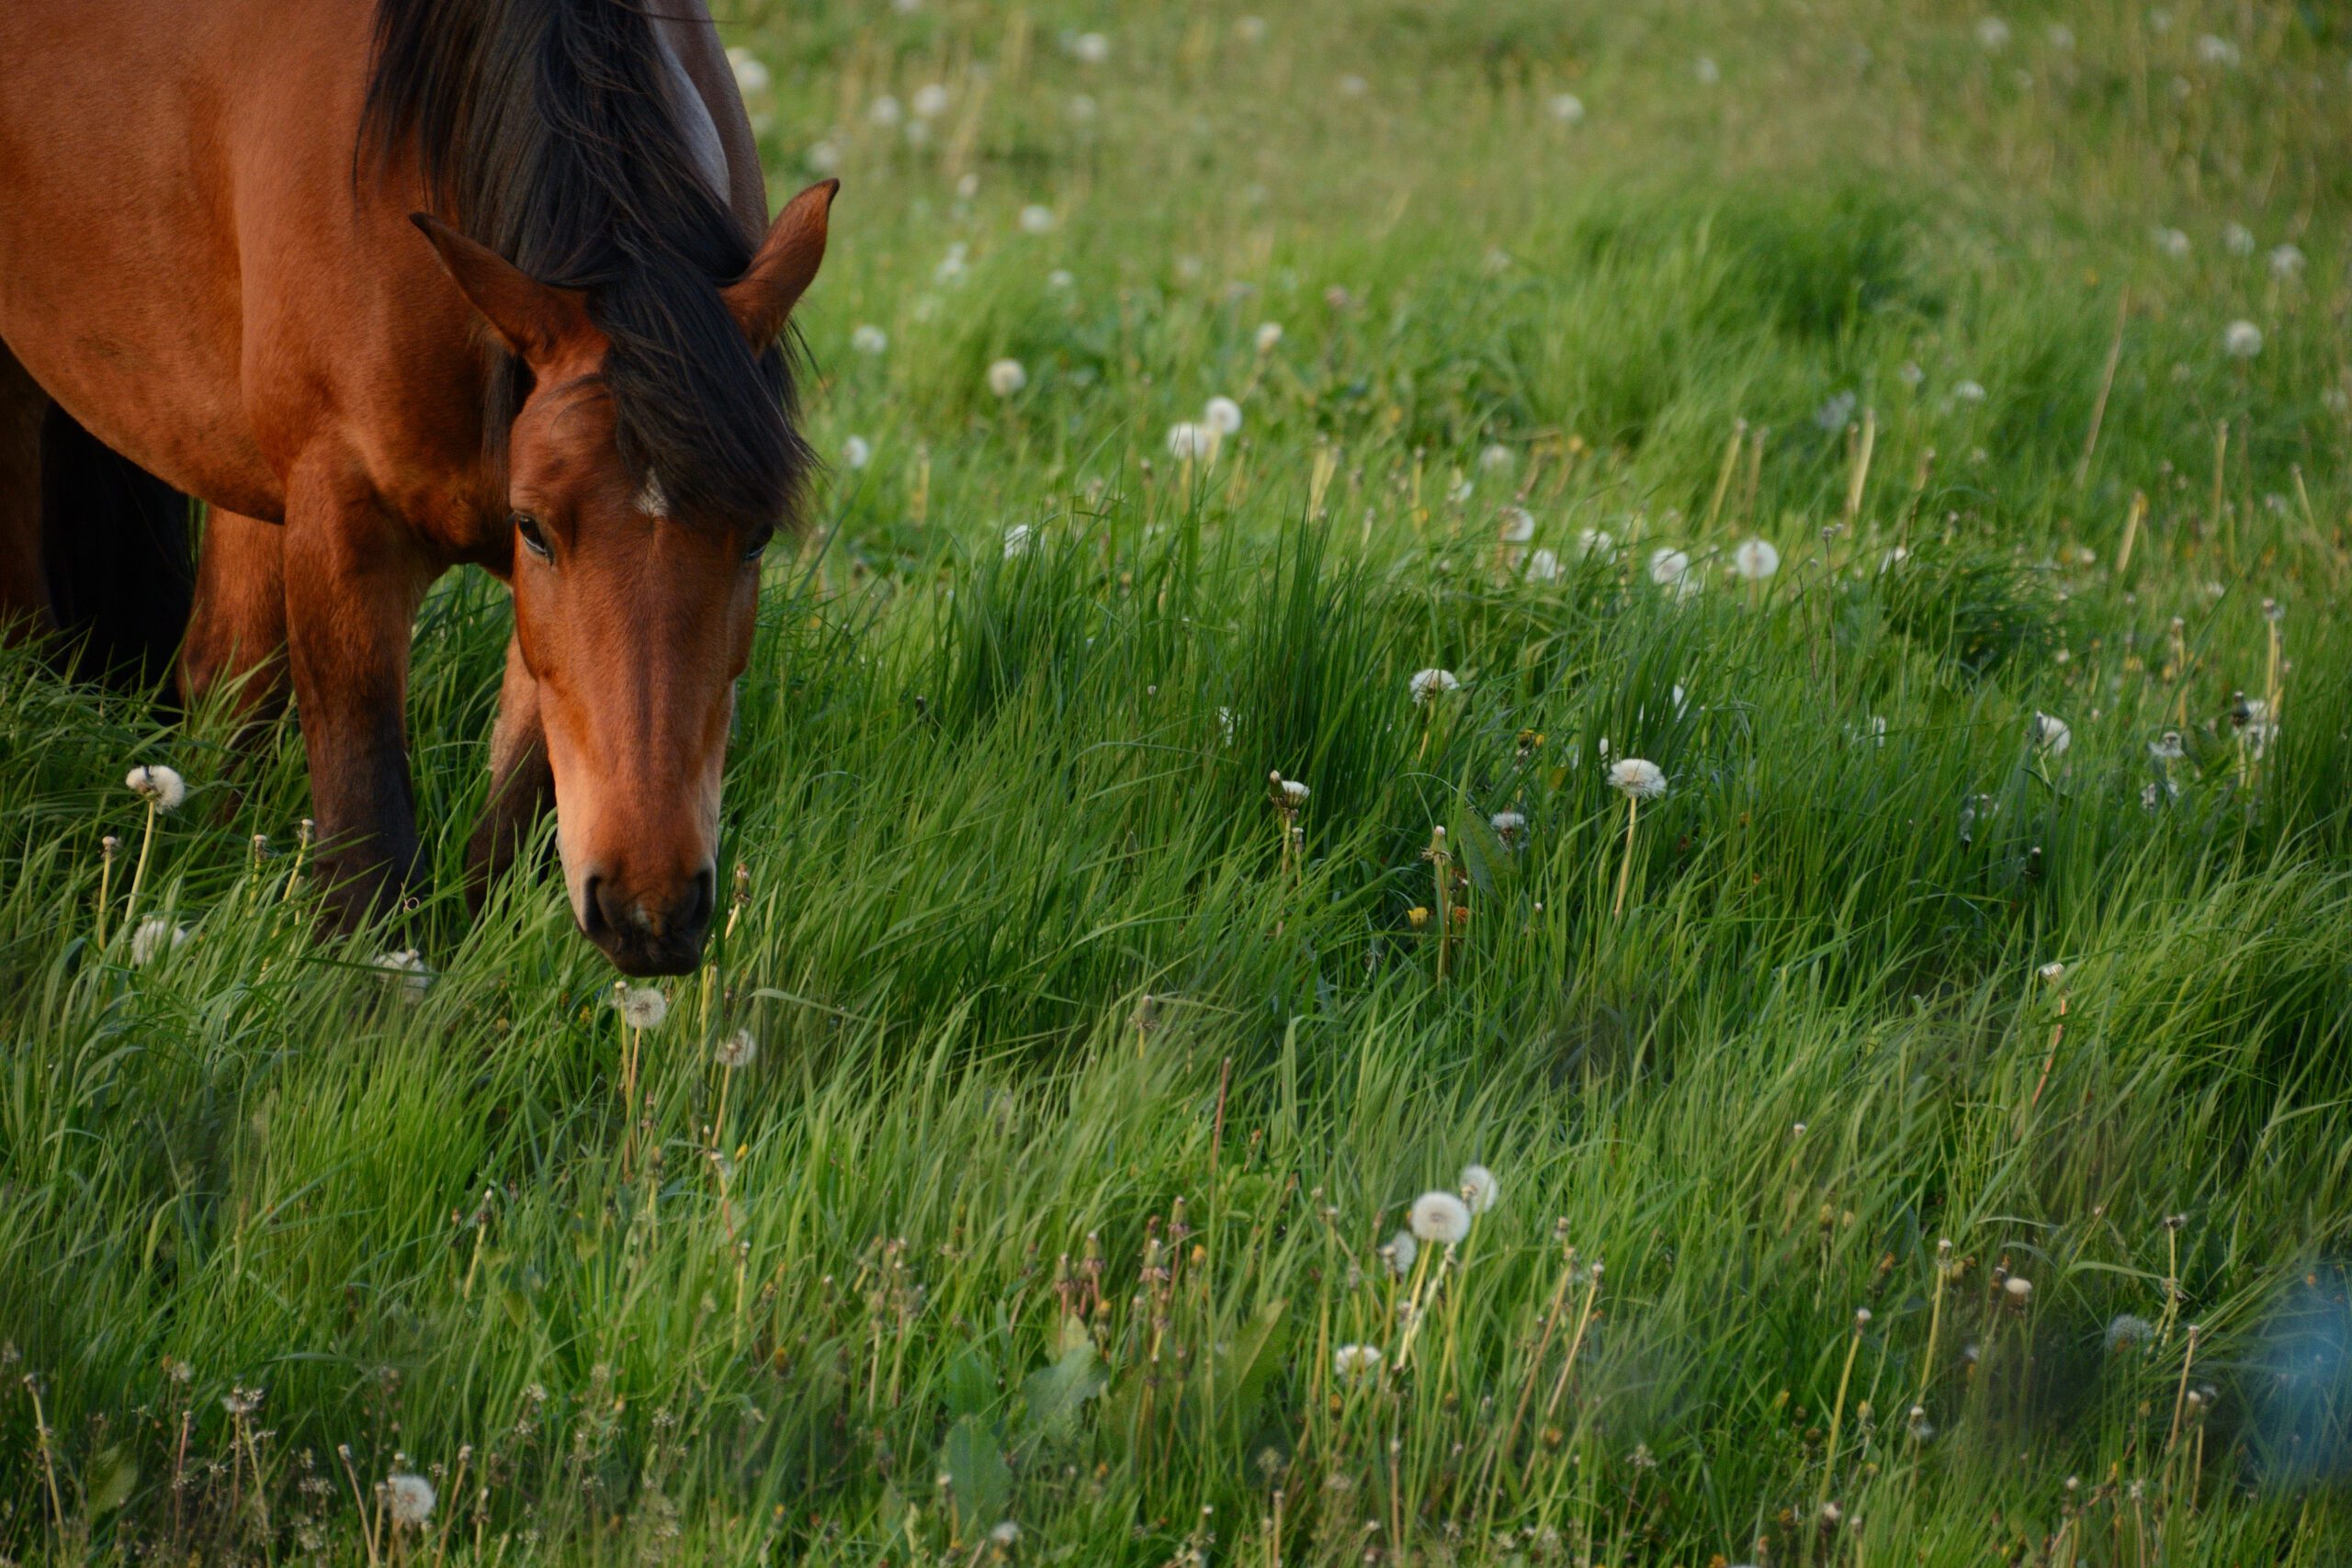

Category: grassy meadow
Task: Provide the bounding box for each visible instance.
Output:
[11,0,2352,1561]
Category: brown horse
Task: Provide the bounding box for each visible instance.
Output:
[0,0,835,974]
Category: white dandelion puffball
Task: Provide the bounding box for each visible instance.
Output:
[2151,731,2185,761]
[867,93,904,127]
[1577,528,1615,559]
[2270,244,2306,280]
[1647,547,1690,588]
[1953,379,1986,402]
[1408,1190,1473,1246]
[2224,221,2256,256]
[986,358,1028,398]
[1202,395,1244,437]
[1002,524,1035,558]
[1254,321,1284,354]
[1731,537,1781,581]
[1046,268,1075,291]
[1459,1164,1499,1214]
[851,323,888,355]
[1018,203,1056,234]
[130,918,187,967]
[1408,668,1462,705]
[386,1472,435,1529]
[1526,547,1562,581]
[1279,778,1310,805]
[1236,15,1267,43]
[842,435,872,470]
[1975,17,2010,50]
[2038,961,2066,984]
[2031,711,2072,755]
[614,985,668,1031]
[1607,758,1668,801]
[1073,30,1111,64]
[1498,507,1536,545]
[2223,320,2263,359]
[1693,55,1720,85]
[1490,810,1527,843]
[911,82,950,118]
[1477,444,1514,473]
[1166,422,1216,461]
[2106,1314,2154,1353]
[1383,1229,1419,1276]
[715,1030,759,1069]
[126,764,187,811]
[934,243,969,283]
[2155,226,2191,260]
[1548,92,1586,124]
[2004,1275,2033,1303]
[374,949,434,1000]
[726,48,771,96]
[2197,33,2240,66]
[1332,1343,1383,1382]
[805,141,842,175]
[989,1522,1021,1548]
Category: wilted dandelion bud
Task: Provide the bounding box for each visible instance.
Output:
[1853,1307,1872,1328]
[1408,1190,1473,1246]
[1458,1164,1499,1214]
[385,1472,435,1529]
[2263,597,2284,624]
[1906,1404,1935,1443]
[126,764,187,811]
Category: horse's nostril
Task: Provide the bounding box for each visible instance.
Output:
[580,873,611,939]
[682,865,717,936]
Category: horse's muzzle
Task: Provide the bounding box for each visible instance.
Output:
[580,863,717,976]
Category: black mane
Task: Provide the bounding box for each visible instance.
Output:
[361,0,808,530]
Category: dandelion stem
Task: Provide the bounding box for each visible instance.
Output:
[2165,1325,2199,1454]
[1918,1240,1951,1404]
[96,834,117,947]
[1818,1312,1868,1529]
[28,1380,65,1544]
[2026,993,2068,1121]
[1843,408,1877,525]
[122,798,158,933]
[1611,795,1640,918]
[1703,417,1747,533]
[2075,287,2130,488]
[2115,491,2146,581]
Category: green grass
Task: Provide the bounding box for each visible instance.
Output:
[8,0,2352,1562]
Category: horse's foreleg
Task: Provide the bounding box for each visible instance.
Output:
[182,508,288,725]
[282,457,435,930]
[0,344,51,637]
[465,627,555,910]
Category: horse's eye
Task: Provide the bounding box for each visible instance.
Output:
[514,513,552,560]
[743,525,776,563]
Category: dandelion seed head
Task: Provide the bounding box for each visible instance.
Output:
[2224,320,2264,359]
[1498,507,1537,545]
[373,949,434,1000]
[1408,668,1462,705]
[1458,1164,1500,1214]
[1408,1190,1473,1246]
[1577,528,1615,560]
[1975,17,2011,50]
[842,435,872,470]
[852,324,888,355]
[1254,321,1284,354]
[614,986,668,1032]
[1647,547,1691,587]
[1072,30,1111,64]
[130,918,187,967]
[986,358,1029,398]
[715,1030,759,1069]
[1166,422,1216,461]
[2039,961,2066,984]
[1002,523,1035,558]
[1732,537,1781,581]
[386,1472,435,1529]
[1202,396,1244,437]
[1018,203,1056,235]
[126,764,187,811]
[726,48,771,96]
[1489,810,1527,844]
[1607,758,1668,801]
[1332,1343,1383,1382]
[1548,92,1586,124]
[1525,547,1562,581]
[2004,1276,2033,1302]
[1383,1229,1419,1276]
[2031,711,2072,755]
[2155,226,2192,259]
[866,93,904,127]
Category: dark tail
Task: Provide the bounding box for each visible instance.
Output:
[40,406,194,689]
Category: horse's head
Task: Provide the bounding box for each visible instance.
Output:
[413,182,833,975]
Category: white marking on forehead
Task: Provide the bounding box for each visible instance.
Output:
[637,470,669,517]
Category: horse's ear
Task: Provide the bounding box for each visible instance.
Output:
[410,213,591,367]
[720,179,836,349]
